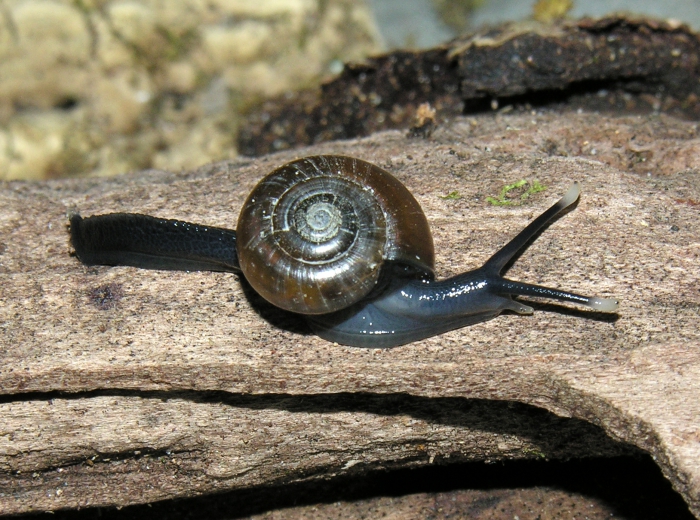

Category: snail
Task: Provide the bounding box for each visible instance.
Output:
[69,155,618,348]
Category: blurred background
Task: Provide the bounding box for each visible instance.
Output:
[1,0,698,181]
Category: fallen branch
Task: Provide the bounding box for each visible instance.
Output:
[1,111,699,515]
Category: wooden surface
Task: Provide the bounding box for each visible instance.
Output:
[1,111,699,516]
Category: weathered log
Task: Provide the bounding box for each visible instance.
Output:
[238,15,700,156]
[1,110,699,516]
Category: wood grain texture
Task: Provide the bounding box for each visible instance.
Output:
[1,111,698,516]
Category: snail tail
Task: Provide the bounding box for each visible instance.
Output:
[69,213,241,273]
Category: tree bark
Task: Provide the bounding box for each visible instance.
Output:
[1,111,699,516]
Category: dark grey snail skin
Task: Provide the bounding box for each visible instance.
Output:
[307,182,618,348]
[69,155,618,349]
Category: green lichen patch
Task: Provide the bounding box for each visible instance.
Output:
[439,190,462,200]
[487,179,546,206]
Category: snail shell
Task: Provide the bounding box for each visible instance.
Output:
[236,155,435,314]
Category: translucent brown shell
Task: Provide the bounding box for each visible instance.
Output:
[236,155,435,314]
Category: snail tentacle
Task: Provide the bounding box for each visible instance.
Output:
[482,182,580,274]
[479,182,618,312]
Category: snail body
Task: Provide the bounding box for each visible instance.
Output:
[70,155,618,348]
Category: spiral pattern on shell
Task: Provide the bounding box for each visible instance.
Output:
[236,155,435,314]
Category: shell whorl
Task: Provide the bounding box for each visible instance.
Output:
[236,155,435,315]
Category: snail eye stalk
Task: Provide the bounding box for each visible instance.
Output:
[481,182,619,312]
